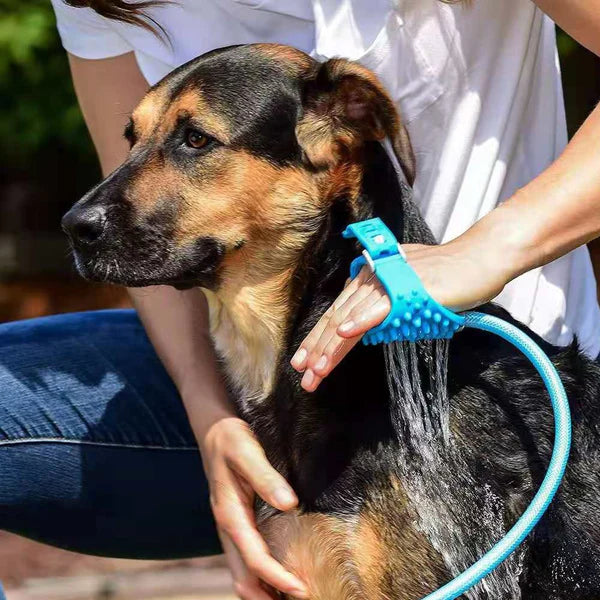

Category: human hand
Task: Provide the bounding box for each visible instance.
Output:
[290,240,511,392]
[199,417,308,600]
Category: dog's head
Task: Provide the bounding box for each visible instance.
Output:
[62,44,414,290]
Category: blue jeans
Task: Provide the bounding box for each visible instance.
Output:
[0,310,221,572]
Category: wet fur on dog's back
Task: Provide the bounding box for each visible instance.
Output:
[63,44,600,599]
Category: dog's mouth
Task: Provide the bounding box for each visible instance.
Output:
[70,240,225,289]
[63,206,225,289]
[72,252,220,289]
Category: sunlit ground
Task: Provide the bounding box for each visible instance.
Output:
[0,529,231,599]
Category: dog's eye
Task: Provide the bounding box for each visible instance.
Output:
[185,130,209,149]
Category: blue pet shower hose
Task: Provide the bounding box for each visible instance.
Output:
[343,218,572,600]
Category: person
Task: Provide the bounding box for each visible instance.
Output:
[1,1,599,599]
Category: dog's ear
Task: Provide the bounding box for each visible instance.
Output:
[297,58,415,186]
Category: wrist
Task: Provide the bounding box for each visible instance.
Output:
[179,379,237,445]
[463,198,544,283]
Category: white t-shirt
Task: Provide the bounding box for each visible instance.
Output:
[51,0,600,357]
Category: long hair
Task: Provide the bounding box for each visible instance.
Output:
[66,0,469,33]
[64,1,166,34]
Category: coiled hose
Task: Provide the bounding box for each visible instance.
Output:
[421,311,572,600]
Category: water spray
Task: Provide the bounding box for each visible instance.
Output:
[343,218,571,600]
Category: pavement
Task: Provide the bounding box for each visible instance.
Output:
[0,532,232,600]
[5,568,235,600]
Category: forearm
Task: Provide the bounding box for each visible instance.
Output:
[534,0,600,56]
[463,0,600,279]
[453,101,600,282]
[130,286,235,440]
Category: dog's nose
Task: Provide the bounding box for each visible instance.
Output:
[62,205,108,246]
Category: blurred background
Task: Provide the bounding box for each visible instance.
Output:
[1,1,599,598]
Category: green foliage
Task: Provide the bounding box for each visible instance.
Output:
[0,0,95,166]
[556,29,578,58]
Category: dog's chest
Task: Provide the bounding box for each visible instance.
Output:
[204,289,281,409]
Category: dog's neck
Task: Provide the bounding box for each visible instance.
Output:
[205,141,433,427]
[204,266,295,405]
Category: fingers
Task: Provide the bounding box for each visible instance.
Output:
[203,419,307,598]
[336,292,391,338]
[301,290,389,391]
[210,466,308,598]
[301,280,374,392]
[291,266,391,392]
[220,530,279,600]
[227,432,298,512]
[290,267,372,372]
[293,269,378,381]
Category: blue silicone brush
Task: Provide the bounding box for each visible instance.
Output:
[342,218,463,345]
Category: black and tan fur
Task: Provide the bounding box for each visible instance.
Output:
[63,44,600,599]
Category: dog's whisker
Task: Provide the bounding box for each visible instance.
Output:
[113,259,122,280]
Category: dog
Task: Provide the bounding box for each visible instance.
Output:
[62,44,600,599]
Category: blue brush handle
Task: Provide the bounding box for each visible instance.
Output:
[343,219,463,345]
[343,218,572,600]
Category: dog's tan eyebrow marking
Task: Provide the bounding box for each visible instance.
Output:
[172,110,204,132]
[160,88,231,143]
[131,87,168,140]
